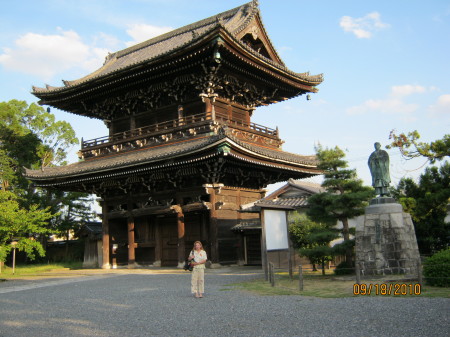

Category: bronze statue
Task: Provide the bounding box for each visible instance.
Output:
[368,142,391,196]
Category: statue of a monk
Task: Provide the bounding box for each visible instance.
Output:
[368,142,391,196]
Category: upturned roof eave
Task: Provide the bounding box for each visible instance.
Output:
[31,32,219,100]
[216,30,322,91]
[25,134,319,184]
[32,28,319,102]
[32,2,322,100]
[31,1,256,97]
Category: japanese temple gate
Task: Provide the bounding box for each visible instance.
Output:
[26,1,323,268]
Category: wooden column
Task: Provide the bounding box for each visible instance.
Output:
[236,189,245,265]
[154,216,162,267]
[101,203,110,269]
[127,215,136,268]
[208,185,220,264]
[227,102,233,121]
[172,205,185,268]
[201,211,208,242]
[204,97,215,121]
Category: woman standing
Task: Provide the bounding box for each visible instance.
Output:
[188,241,207,298]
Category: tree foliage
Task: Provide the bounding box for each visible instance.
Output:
[0,191,54,264]
[387,130,450,164]
[423,248,450,287]
[289,214,339,274]
[0,100,78,192]
[0,100,95,262]
[306,144,375,266]
[391,161,450,255]
[49,191,95,239]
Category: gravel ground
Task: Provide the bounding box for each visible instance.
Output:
[0,267,448,337]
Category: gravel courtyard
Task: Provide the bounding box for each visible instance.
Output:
[0,267,448,337]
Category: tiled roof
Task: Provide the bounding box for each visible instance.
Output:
[227,133,318,167]
[32,1,322,95]
[25,135,222,180]
[77,222,102,239]
[256,196,309,209]
[290,179,325,194]
[32,2,259,93]
[25,133,319,181]
[82,222,102,234]
[240,178,323,212]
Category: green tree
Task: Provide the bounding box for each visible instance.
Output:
[391,162,450,255]
[289,214,339,274]
[299,227,338,275]
[307,145,375,266]
[0,100,96,261]
[0,99,78,192]
[0,149,16,191]
[50,191,96,240]
[387,130,450,163]
[0,191,54,267]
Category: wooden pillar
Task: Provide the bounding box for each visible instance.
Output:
[201,211,208,242]
[127,215,136,268]
[204,97,215,121]
[172,205,185,268]
[227,102,232,121]
[208,186,220,265]
[154,216,162,267]
[236,189,245,265]
[101,203,111,269]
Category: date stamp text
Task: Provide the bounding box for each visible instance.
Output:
[353,283,421,296]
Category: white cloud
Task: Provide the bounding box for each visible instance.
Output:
[347,98,419,122]
[340,12,390,39]
[391,84,426,97]
[428,94,450,118]
[93,32,121,50]
[125,23,173,47]
[0,28,108,81]
[346,84,432,122]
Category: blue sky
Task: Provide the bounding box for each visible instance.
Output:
[1,0,449,192]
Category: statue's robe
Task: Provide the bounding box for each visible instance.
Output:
[368,149,391,189]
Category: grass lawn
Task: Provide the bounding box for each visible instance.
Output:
[228,271,450,298]
[0,262,83,279]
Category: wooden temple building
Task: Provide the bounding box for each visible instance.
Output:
[26,1,323,268]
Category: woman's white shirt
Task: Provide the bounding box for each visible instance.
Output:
[193,250,207,269]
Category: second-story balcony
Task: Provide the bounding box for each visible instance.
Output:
[79,112,282,160]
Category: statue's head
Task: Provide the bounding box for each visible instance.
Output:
[374,142,381,150]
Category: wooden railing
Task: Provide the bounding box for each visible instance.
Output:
[81,112,278,149]
[215,115,278,137]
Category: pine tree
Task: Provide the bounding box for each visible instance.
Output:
[307,145,374,267]
[289,214,338,272]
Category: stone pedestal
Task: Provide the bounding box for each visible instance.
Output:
[355,198,420,275]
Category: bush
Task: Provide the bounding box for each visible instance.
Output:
[423,248,450,287]
[334,260,354,275]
